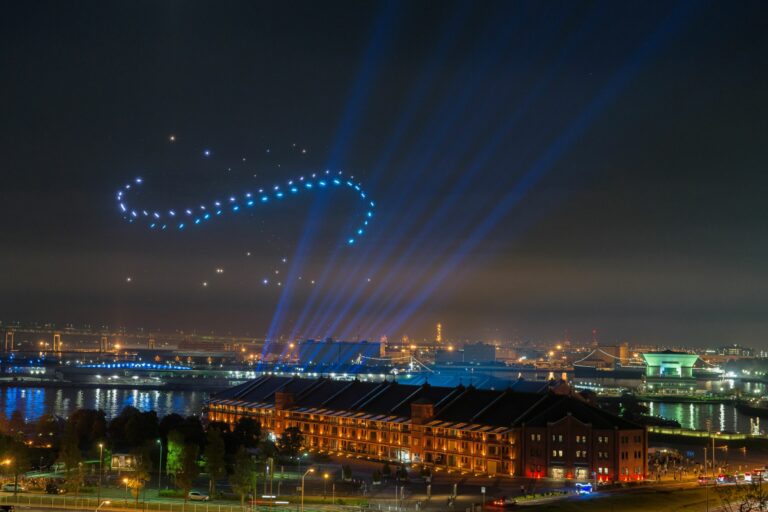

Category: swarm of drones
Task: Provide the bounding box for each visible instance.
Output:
[116,139,375,290]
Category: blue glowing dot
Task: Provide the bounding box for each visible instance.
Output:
[135,177,143,184]
[247,200,254,206]
[357,229,363,235]
[119,203,127,212]
[319,181,326,187]
[232,205,239,211]
[214,201,221,207]
[203,149,211,157]
[276,192,284,198]
[150,223,156,228]
[367,211,373,217]
[153,212,161,218]
[178,223,185,229]
[185,209,193,215]
[333,179,341,185]
[131,210,138,218]
[161,224,167,230]
[291,187,298,193]
[169,210,176,216]
[204,213,210,220]
[261,196,269,202]
[348,238,355,244]
[305,183,313,189]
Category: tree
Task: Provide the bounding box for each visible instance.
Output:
[67,409,106,453]
[159,413,184,439]
[0,435,28,494]
[108,407,159,450]
[277,427,303,458]
[165,430,185,482]
[34,413,62,449]
[58,430,83,494]
[233,417,261,449]
[203,427,226,496]
[230,447,255,506]
[176,443,200,501]
[717,481,768,512]
[128,444,152,506]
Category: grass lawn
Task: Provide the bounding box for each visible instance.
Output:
[531,487,714,512]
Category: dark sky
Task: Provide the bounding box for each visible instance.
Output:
[1,1,767,347]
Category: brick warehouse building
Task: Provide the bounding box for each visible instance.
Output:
[206,375,647,482]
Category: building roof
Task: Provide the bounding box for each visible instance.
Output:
[210,375,642,431]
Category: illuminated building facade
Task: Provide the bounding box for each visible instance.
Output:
[207,376,647,482]
[641,350,699,392]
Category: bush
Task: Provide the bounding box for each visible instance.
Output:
[158,489,185,498]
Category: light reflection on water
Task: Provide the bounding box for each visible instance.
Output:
[645,401,755,433]
[0,387,208,420]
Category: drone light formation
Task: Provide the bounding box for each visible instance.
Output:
[115,169,375,250]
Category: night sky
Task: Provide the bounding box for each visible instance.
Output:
[1,1,767,347]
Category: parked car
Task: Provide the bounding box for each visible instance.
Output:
[1,483,23,493]
[698,476,715,486]
[45,482,65,494]
[0,505,15,511]
[188,491,210,501]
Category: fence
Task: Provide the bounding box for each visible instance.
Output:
[0,494,364,512]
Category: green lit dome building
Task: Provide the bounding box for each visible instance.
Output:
[641,350,700,392]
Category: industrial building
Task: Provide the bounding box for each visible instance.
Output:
[207,375,647,482]
[298,339,384,365]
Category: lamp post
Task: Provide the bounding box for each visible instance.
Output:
[96,499,111,512]
[300,468,314,512]
[97,443,104,505]
[0,459,14,497]
[123,478,129,504]
[156,439,163,491]
[323,473,329,498]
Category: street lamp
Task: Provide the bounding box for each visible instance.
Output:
[123,478,129,503]
[96,500,111,511]
[300,468,314,512]
[323,473,329,497]
[2,458,19,497]
[97,443,104,505]
[156,438,163,491]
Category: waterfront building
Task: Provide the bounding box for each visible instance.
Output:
[641,350,699,392]
[435,342,496,364]
[298,339,384,365]
[207,375,647,482]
